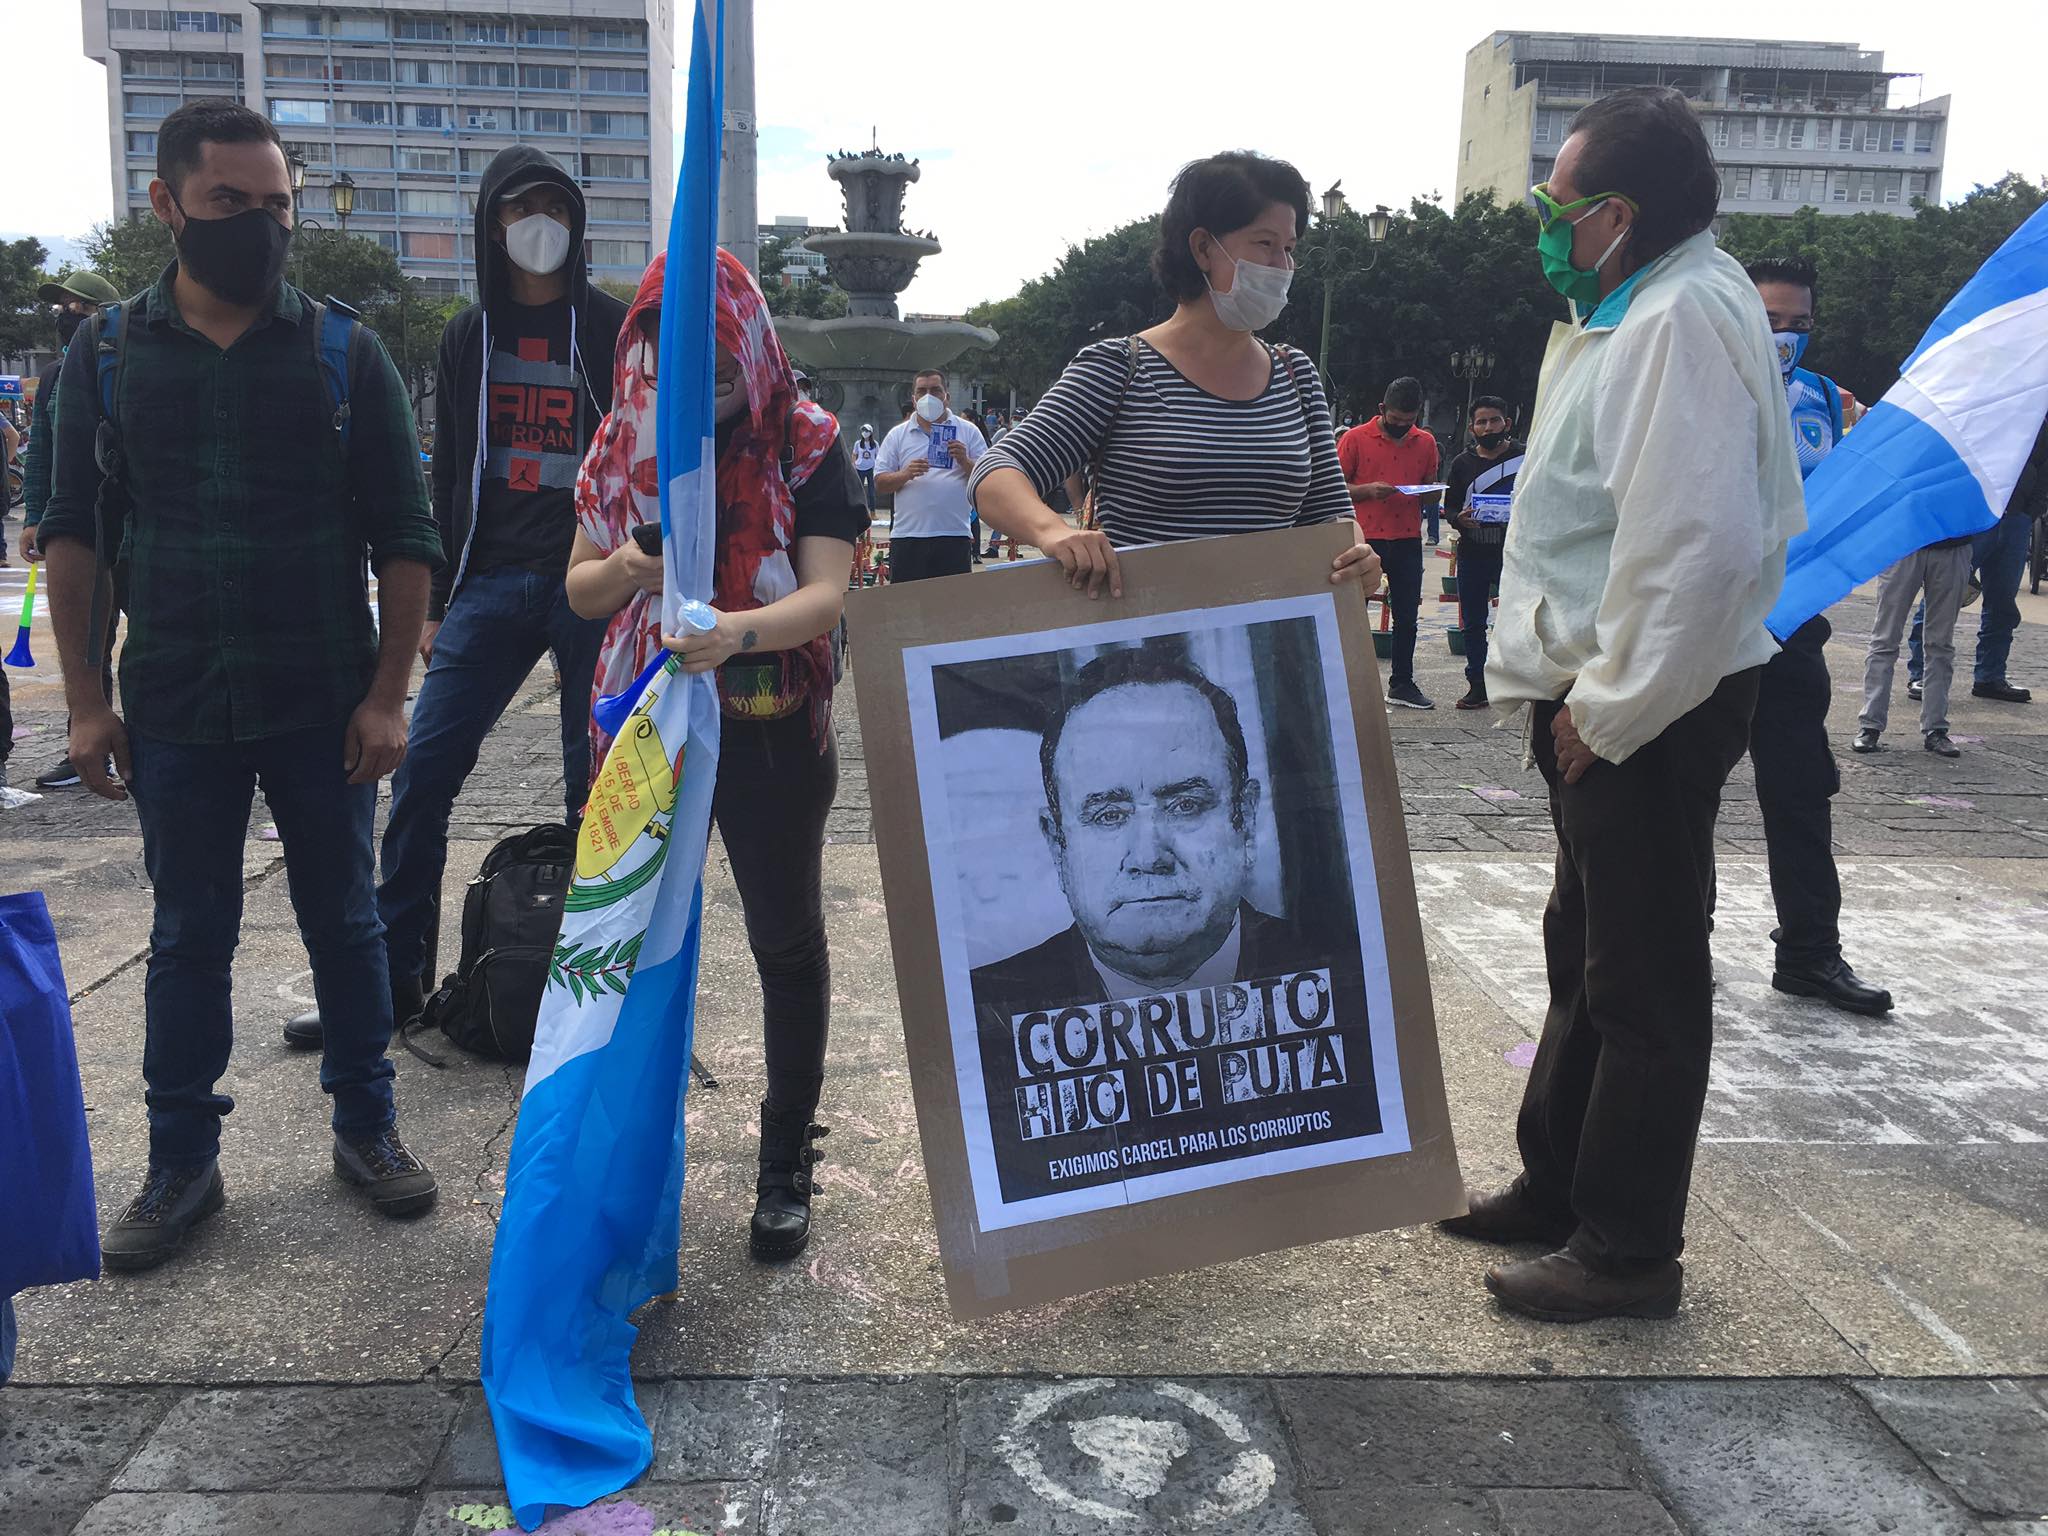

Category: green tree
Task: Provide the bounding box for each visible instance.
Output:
[82,213,176,296]
[967,217,1167,399]
[0,236,58,356]
[1719,175,2048,402]
[757,232,849,320]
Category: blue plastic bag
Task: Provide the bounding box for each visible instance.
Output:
[0,891,100,1299]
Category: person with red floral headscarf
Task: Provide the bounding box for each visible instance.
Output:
[566,250,868,1262]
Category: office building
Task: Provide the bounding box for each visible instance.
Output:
[82,1,675,298]
[757,214,827,287]
[1457,33,1948,219]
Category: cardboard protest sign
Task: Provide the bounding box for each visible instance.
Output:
[848,521,1465,1319]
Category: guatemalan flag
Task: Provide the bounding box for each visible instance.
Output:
[479,0,725,1526]
[1769,201,2048,638]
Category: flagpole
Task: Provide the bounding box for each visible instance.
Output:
[718,0,757,271]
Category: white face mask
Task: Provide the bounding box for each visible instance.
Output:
[504,212,571,276]
[915,393,946,423]
[1204,234,1293,332]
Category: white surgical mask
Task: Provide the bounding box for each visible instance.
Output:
[915,393,946,423]
[1205,236,1293,332]
[504,212,571,276]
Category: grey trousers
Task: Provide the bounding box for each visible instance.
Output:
[1861,543,1974,735]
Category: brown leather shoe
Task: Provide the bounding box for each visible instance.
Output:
[1484,1250,1683,1323]
[1438,1182,1574,1247]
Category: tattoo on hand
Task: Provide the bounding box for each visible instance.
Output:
[739,628,758,652]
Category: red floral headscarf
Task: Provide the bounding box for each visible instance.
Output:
[575,250,839,773]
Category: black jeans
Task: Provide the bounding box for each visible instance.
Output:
[1750,617,1842,971]
[712,709,839,1111]
[1456,539,1504,686]
[889,534,974,583]
[1518,668,1760,1271]
[1369,537,1424,689]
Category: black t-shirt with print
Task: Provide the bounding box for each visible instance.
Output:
[470,297,587,575]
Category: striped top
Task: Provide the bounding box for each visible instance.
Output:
[967,338,1354,547]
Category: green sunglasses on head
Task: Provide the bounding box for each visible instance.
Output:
[1531,183,1640,231]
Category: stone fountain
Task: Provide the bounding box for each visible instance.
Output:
[775,149,996,430]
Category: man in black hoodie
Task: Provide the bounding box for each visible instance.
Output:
[288,147,627,1046]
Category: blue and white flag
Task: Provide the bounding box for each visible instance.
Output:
[479,1,725,1527]
[1769,201,2048,638]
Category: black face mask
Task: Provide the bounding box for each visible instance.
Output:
[56,309,88,346]
[1474,429,1509,451]
[173,202,292,307]
[1381,420,1411,440]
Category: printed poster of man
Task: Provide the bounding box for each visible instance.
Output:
[851,524,1464,1317]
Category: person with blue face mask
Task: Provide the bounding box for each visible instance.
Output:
[1442,88,1806,1327]
[1731,256,1892,1019]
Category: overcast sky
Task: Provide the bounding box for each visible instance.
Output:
[9,0,2043,313]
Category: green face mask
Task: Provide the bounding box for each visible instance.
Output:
[1533,185,1635,311]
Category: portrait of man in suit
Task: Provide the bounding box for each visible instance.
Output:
[969,647,1320,1026]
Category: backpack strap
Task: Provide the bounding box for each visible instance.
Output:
[309,297,358,455]
[1271,344,1318,431]
[93,302,130,431]
[1083,336,1140,520]
[1819,373,1844,449]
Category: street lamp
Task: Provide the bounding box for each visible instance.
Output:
[1298,185,1392,403]
[1449,345,1498,419]
[331,170,356,235]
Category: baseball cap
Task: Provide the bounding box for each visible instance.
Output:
[496,174,568,204]
[38,271,122,305]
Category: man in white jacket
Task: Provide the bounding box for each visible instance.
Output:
[1439,87,1806,1324]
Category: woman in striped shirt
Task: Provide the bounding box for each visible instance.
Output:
[968,151,1380,598]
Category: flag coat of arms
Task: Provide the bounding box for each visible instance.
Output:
[1770,201,2048,638]
[479,0,726,1526]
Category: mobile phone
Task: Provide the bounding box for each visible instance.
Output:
[630,522,663,556]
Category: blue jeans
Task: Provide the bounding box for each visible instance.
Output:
[1457,538,1504,685]
[378,566,604,985]
[1906,509,2031,684]
[129,722,395,1166]
[1425,502,1441,543]
[1369,537,1424,690]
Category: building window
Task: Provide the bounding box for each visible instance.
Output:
[464,19,509,43]
[393,16,450,39]
[399,189,456,215]
[520,108,573,133]
[1881,172,1904,204]
[335,15,386,38]
[589,239,650,267]
[1908,172,1930,201]
[399,60,451,85]
[1913,121,1936,154]
[408,105,445,130]
[1708,117,1728,148]
[266,9,324,33]
[364,230,398,252]
[522,23,572,45]
[1835,120,1854,151]
[1731,166,1752,200]
[128,53,180,77]
[583,67,646,93]
[1856,172,1876,203]
[127,130,159,153]
[1781,169,1803,202]
[460,148,501,173]
[335,143,393,168]
[403,231,456,260]
[460,62,515,88]
[584,24,644,48]
[1761,116,1782,149]
[172,11,240,32]
[267,54,327,78]
[125,92,181,115]
[520,64,574,90]
[341,101,391,126]
[280,137,326,165]
[1737,117,1756,148]
[333,58,391,83]
[1830,172,1849,202]
[582,154,648,179]
[585,196,649,222]
[399,146,452,172]
[1462,140,1471,164]
[585,111,647,137]
[127,167,156,192]
[1787,118,1806,149]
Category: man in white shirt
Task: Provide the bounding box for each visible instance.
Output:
[874,369,986,581]
[1441,89,1804,1326]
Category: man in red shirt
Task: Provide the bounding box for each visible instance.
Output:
[1339,377,1441,709]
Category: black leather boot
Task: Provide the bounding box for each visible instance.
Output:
[751,1099,828,1262]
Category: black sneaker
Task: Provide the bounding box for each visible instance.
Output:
[334,1127,438,1216]
[1455,684,1489,711]
[1387,681,1435,711]
[34,758,82,790]
[1906,679,1923,701]
[103,1160,226,1272]
[1851,728,1882,754]
[1924,729,1961,759]
[1972,679,2032,703]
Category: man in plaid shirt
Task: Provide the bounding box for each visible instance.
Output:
[39,101,444,1271]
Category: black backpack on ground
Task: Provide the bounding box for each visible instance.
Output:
[411,824,576,1064]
